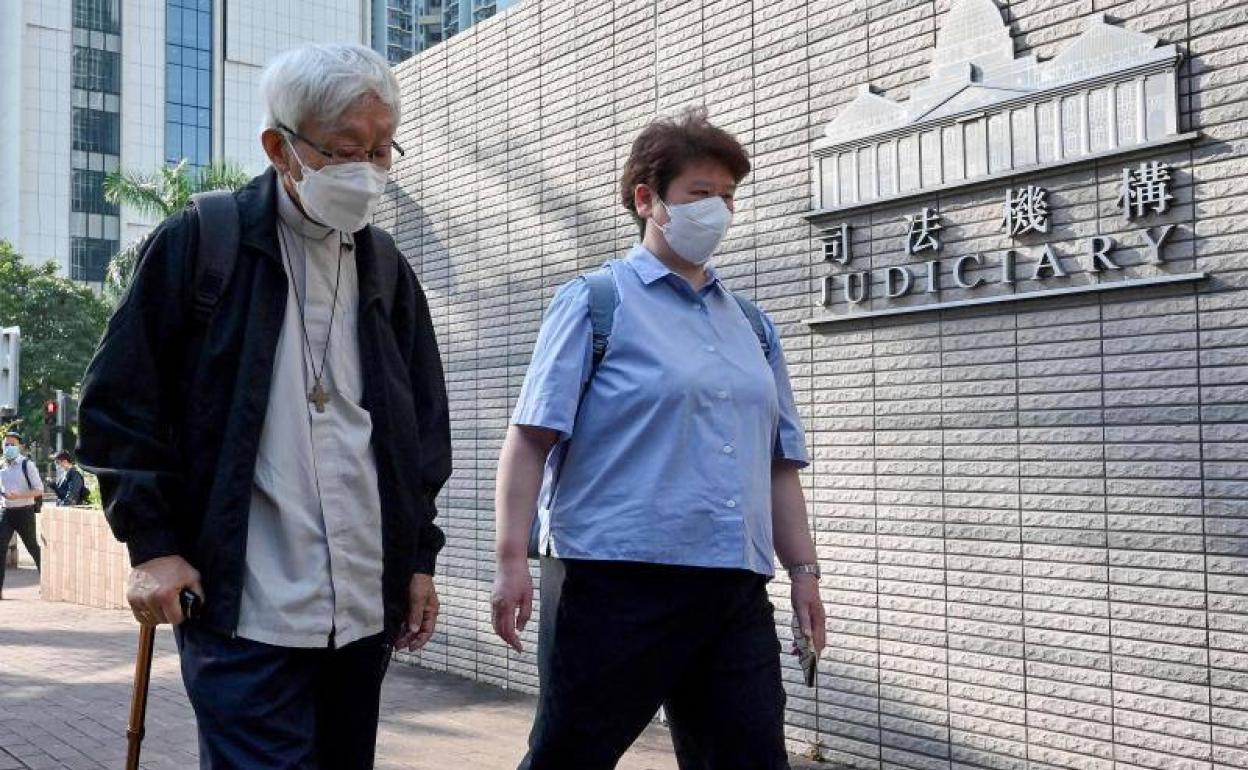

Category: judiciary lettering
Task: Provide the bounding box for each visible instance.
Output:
[821,228,1173,307]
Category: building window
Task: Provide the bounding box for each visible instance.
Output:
[72,108,121,154]
[72,47,122,94]
[166,0,213,167]
[443,1,460,36]
[472,1,495,23]
[387,45,412,65]
[70,238,116,283]
[73,0,121,35]
[71,170,119,216]
[389,8,413,32]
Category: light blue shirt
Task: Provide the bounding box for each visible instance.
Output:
[512,245,809,576]
[0,455,42,510]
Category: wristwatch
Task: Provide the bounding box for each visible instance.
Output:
[788,563,822,581]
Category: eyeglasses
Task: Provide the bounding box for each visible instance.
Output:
[279,123,405,166]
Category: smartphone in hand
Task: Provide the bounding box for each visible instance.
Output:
[791,614,817,687]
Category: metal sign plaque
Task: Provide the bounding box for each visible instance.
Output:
[803,0,1204,327]
[805,0,1191,216]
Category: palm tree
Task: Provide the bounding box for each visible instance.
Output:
[103,160,252,303]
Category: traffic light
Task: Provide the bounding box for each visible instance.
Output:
[43,400,57,426]
[55,390,74,429]
[63,394,78,428]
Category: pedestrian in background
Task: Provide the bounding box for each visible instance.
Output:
[492,107,827,770]
[52,451,87,505]
[0,432,43,599]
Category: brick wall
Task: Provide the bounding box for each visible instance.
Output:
[39,505,129,610]
[378,1,1248,767]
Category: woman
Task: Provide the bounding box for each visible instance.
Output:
[492,107,826,770]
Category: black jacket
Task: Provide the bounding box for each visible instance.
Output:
[55,467,86,505]
[78,169,451,639]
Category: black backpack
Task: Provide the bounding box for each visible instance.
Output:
[73,471,91,506]
[187,190,406,324]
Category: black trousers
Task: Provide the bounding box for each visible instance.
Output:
[522,560,789,770]
[0,506,40,593]
[175,624,391,770]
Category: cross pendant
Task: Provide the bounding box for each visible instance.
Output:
[308,380,330,413]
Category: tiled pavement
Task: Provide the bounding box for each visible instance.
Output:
[0,567,682,770]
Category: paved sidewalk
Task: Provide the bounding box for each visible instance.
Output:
[0,567,681,770]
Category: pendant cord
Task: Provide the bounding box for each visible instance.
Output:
[277,224,345,393]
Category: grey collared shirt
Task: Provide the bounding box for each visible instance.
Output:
[235,179,386,649]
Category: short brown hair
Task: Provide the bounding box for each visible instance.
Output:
[619,107,751,236]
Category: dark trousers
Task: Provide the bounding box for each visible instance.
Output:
[523,560,789,770]
[0,506,40,593]
[175,624,391,770]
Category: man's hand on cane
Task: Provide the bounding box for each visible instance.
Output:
[127,555,203,626]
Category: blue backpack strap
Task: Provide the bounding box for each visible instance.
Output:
[527,264,617,561]
[583,265,618,372]
[729,292,771,359]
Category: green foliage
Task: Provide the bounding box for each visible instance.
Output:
[0,241,111,440]
[81,468,102,509]
[103,159,251,220]
[103,236,147,307]
[103,160,252,303]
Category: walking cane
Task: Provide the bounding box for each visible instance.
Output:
[125,589,201,770]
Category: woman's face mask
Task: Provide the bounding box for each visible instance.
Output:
[652,196,733,266]
[3,445,20,461]
[286,139,389,233]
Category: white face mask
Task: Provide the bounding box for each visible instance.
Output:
[286,140,389,233]
[653,196,733,266]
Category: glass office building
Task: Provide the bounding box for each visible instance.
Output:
[373,0,514,66]
[1,0,369,283]
[69,0,123,282]
[165,0,213,169]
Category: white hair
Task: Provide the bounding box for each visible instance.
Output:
[258,43,401,134]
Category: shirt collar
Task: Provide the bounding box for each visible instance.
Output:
[276,175,336,242]
[625,243,722,290]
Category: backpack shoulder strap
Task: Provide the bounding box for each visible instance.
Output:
[729,291,772,359]
[583,266,617,371]
[582,265,618,372]
[529,264,617,560]
[189,191,241,324]
[366,225,402,315]
[20,458,37,491]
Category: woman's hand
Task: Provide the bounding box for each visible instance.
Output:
[491,556,534,653]
[790,574,826,657]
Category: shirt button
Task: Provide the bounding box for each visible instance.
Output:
[725,499,737,509]
[722,444,734,454]
[705,345,716,353]
[717,390,729,399]
[692,303,701,311]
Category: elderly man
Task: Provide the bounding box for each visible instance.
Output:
[78,44,449,769]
